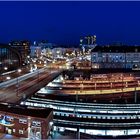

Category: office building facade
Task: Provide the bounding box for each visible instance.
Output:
[91,45,140,69]
[0,104,53,139]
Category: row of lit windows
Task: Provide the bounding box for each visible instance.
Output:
[5,127,25,135]
[92,53,140,56]
[19,119,27,124]
[19,119,41,126]
[0,115,41,126]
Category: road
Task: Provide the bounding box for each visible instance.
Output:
[0,68,62,104]
[0,59,70,104]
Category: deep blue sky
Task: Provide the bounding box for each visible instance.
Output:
[0,1,140,45]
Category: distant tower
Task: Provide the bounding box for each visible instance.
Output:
[33,41,37,46]
[91,35,96,45]
[87,36,91,45]
[84,36,90,45]
[93,35,96,45]
[80,38,83,47]
[80,38,85,54]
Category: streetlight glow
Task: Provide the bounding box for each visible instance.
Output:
[4,67,8,71]
[6,76,11,80]
[18,69,22,73]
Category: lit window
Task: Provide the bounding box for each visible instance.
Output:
[5,127,8,131]
[32,121,41,126]
[6,116,14,121]
[19,130,23,134]
[19,119,27,124]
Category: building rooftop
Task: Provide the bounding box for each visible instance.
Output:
[91,45,140,53]
[0,104,52,119]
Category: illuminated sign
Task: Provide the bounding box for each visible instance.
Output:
[0,116,14,127]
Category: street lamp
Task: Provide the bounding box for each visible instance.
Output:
[134,86,137,103]
[18,69,22,73]
[6,76,11,80]
[121,74,124,91]
[1,67,8,82]
[134,79,139,103]
[4,67,8,71]
[44,60,47,67]
[36,69,40,88]
[16,69,22,97]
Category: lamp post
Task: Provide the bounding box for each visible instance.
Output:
[134,79,138,103]
[36,68,40,88]
[1,67,8,82]
[16,69,21,97]
[121,74,124,92]
[134,86,137,103]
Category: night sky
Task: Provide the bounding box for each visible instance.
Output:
[0,1,140,45]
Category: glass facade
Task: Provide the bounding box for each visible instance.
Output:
[0,44,21,73]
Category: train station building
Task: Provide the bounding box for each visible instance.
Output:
[91,45,140,69]
[0,44,22,73]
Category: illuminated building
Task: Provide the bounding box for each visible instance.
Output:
[80,35,97,50]
[0,44,22,73]
[91,45,140,69]
[9,41,31,64]
[30,45,42,58]
[31,41,79,59]
[0,104,53,139]
[30,41,54,58]
[38,41,54,49]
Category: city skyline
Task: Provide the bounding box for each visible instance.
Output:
[0,1,140,45]
[1,2,140,138]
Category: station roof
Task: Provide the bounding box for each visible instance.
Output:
[91,45,140,53]
[0,104,52,119]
